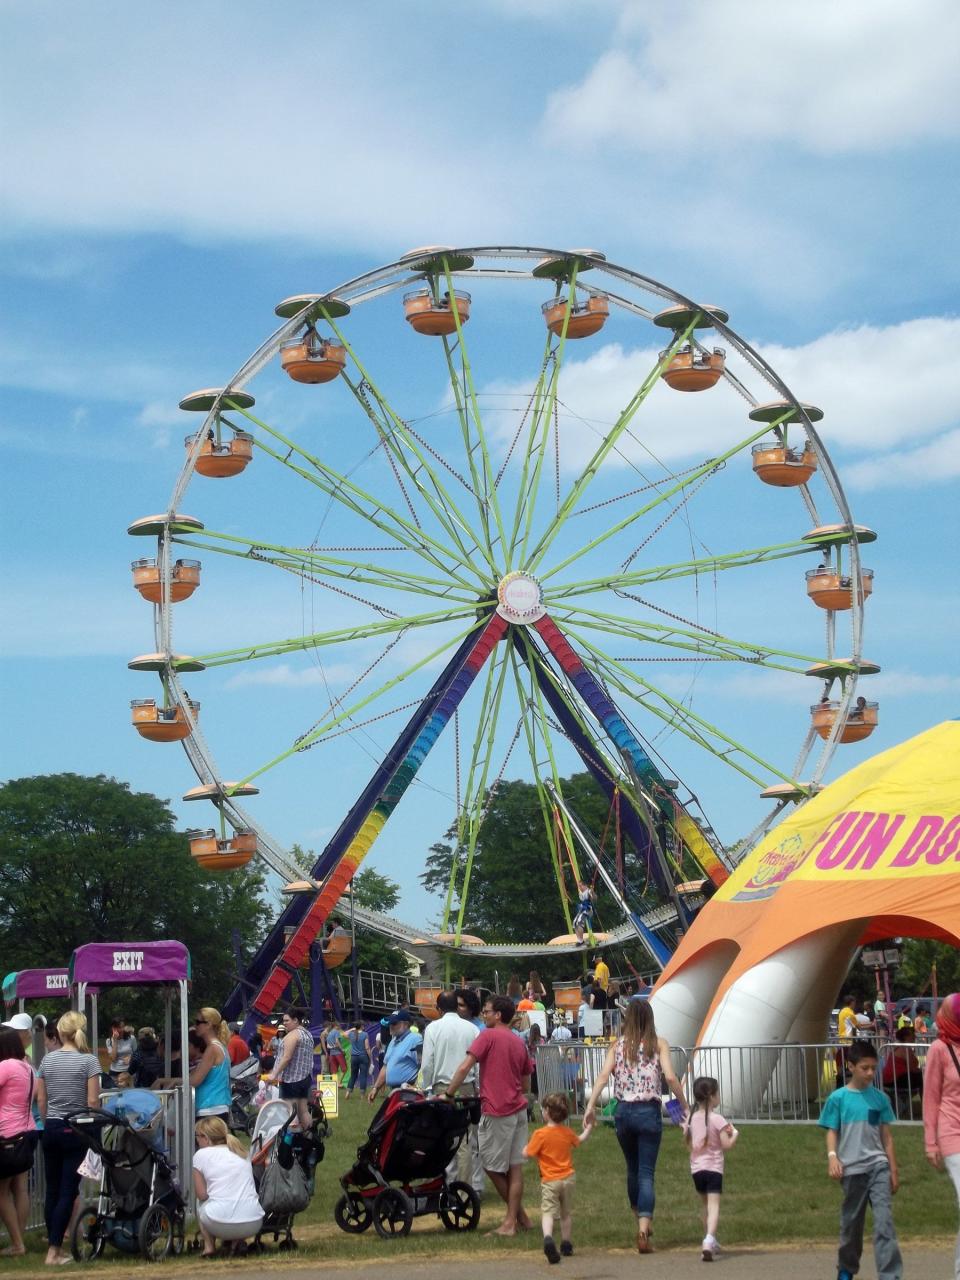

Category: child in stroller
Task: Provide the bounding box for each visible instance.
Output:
[247,1096,327,1250]
[336,1088,481,1239]
[67,1090,186,1261]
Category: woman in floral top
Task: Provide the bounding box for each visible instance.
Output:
[584,1000,687,1253]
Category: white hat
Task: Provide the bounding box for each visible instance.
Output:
[2,1013,33,1033]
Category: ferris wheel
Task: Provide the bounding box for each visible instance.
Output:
[127,246,876,1017]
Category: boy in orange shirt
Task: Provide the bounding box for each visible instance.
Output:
[524,1092,593,1263]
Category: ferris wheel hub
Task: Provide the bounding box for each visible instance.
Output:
[496,571,545,625]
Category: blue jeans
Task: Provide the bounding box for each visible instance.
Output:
[614,1100,662,1219]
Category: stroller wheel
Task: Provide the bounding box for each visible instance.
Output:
[138,1203,173,1261]
[170,1211,186,1256]
[71,1202,105,1262]
[335,1192,373,1233]
[372,1187,413,1239]
[439,1181,481,1232]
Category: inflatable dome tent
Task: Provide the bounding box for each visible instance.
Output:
[651,719,960,1100]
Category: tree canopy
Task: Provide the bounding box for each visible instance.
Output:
[421,772,652,945]
[0,773,269,1019]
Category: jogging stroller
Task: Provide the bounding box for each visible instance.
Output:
[336,1089,481,1239]
[68,1091,186,1262]
[248,1097,326,1250]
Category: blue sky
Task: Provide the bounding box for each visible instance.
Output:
[2,1,958,936]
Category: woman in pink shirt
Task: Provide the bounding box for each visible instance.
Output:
[923,992,960,1279]
[0,1027,37,1257]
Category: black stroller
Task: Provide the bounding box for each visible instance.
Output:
[336,1089,481,1239]
[248,1097,327,1250]
[68,1093,186,1262]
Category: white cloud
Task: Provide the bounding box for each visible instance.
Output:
[867,670,960,697]
[0,9,525,249]
[842,428,960,490]
[483,315,960,474]
[544,1,960,153]
[225,661,359,690]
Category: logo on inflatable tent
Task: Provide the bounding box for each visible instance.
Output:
[731,833,811,902]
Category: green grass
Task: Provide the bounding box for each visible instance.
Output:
[7,1102,955,1272]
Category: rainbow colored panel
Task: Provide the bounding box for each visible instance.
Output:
[534,615,728,888]
[255,615,509,1011]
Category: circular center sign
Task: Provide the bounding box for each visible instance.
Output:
[496,571,545,624]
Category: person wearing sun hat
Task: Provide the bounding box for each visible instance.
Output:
[1,1014,33,1061]
[923,992,960,1278]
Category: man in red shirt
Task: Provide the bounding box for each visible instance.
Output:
[226,1022,251,1066]
[445,995,532,1236]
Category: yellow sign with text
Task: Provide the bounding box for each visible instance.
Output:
[315,1073,339,1118]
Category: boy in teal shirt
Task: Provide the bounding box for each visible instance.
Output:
[819,1039,901,1280]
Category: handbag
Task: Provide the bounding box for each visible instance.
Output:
[0,1069,38,1177]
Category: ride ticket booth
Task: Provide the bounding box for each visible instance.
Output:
[70,941,194,1196]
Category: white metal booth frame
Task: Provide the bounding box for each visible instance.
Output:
[70,940,194,1201]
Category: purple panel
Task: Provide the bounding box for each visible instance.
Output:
[70,940,190,986]
[15,969,72,999]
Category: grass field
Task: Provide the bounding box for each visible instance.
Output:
[7,1101,956,1270]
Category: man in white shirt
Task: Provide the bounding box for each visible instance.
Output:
[422,989,484,1196]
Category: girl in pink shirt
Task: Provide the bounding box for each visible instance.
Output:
[923,992,960,1279]
[683,1076,738,1261]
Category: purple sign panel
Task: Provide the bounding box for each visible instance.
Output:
[14,969,72,1000]
[70,940,191,986]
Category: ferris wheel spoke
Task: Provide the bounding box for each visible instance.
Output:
[172,530,479,605]
[450,649,514,941]
[549,604,821,671]
[439,262,510,567]
[507,647,577,932]
[503,332,558,565]
[562,624,794,787]
[193,606,476,669]
[441,644,510,932]
[536,417,776,586]
[229,406,482,591]
[233,621,479,787]
[544,538,817,601]
[524,318,699,573]
[515,275,587,566]
[326,318,497,580]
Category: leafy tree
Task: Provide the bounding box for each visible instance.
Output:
[420,772,670,984]
[0,773,270,1024]
[895,939,960,998]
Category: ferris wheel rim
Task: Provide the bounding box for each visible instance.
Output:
[139,244,873,930]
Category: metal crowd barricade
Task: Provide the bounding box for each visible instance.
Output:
[534,1039,927,1124]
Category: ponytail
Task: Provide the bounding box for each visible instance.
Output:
[195,1115,245,1157]
[57,1011,90,1053]
[685,1076,719,1151]
[197,1007,230,1046]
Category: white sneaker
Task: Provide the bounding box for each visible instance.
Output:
[701,1235,718,1261]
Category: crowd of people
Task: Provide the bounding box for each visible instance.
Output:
[1,979,959,1275]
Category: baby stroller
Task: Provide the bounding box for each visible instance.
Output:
[229,1055,260,1137]
[248,1097,326,1250]
[68,1091,186,1262]
[336,1089,481,1239]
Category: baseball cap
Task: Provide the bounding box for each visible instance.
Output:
[387,1009,413,1026]
[2,1013,33,1033]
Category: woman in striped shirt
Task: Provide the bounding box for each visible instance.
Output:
[265,1009,315,1131]
[36,1012,100,1266]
